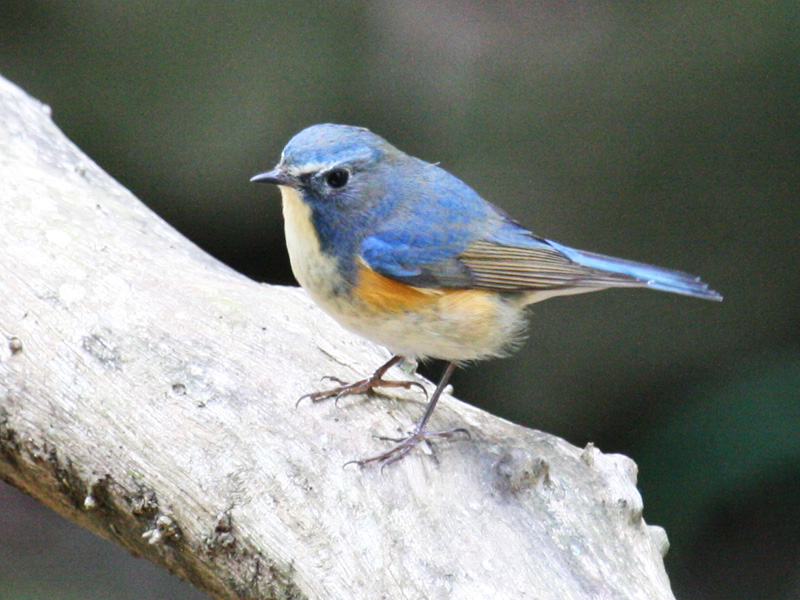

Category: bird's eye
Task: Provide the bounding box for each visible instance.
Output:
[324,168,349,189]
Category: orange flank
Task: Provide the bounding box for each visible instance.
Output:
[354,260,440,312]
[354,260,500,322]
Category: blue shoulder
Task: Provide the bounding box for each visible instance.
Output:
[359,161,503,285]
[360,233,422,278]
[361,227,466,280]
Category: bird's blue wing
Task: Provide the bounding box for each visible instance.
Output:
[363,216,721,301]
[360,221,483,287]
[357,157,720,300]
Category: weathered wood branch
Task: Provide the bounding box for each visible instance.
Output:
[0,75,674,600]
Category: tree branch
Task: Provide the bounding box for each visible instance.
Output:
[0,75,674,600]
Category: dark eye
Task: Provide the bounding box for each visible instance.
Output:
[324,168,349,189]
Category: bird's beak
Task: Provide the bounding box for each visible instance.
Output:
[250,166,295,187]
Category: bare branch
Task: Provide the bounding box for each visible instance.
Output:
[0,76,674,600]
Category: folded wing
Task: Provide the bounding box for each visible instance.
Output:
[458,237,722,301]
[361,210,721,301]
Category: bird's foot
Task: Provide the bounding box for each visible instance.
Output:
[297,369,426,407]
[346,427,471,469]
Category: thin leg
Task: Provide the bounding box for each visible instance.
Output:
[298,355,426,406]
[347,360,469,468]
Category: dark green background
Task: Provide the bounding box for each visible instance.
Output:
[1,2,798,599]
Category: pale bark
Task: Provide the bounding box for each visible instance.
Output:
[0,75,674,600]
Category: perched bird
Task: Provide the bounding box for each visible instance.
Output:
[251,124,721,467]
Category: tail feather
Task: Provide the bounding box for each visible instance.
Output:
[547,240,722,301]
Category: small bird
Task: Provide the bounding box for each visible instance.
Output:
[252,124,721,467]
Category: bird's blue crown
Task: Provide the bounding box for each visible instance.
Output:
[281,124,394,173]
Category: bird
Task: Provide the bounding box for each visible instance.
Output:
[251,123,721,467]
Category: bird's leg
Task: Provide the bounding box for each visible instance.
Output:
[298,355,426,406]
[347,361,470,468]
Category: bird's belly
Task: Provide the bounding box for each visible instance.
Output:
[340,286,527,362]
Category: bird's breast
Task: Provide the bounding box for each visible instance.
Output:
[280,186,346,297]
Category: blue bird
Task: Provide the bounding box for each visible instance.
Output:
[252,124,721,467]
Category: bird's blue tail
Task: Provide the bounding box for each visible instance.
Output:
[547,240,722,301]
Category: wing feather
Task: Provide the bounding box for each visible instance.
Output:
[458,239,640,291]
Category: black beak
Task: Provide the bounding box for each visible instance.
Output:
[250,167,295,186]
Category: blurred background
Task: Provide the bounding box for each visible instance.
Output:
[0,1,798,599]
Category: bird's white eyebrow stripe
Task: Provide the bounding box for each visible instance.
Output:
[284,161,340,177]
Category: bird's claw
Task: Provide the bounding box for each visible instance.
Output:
[344,427,471,471]
[375,427,470,443]
[296,374,426,408]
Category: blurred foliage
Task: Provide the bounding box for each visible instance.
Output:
[636,353,800,599]
[0,1,798,599]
